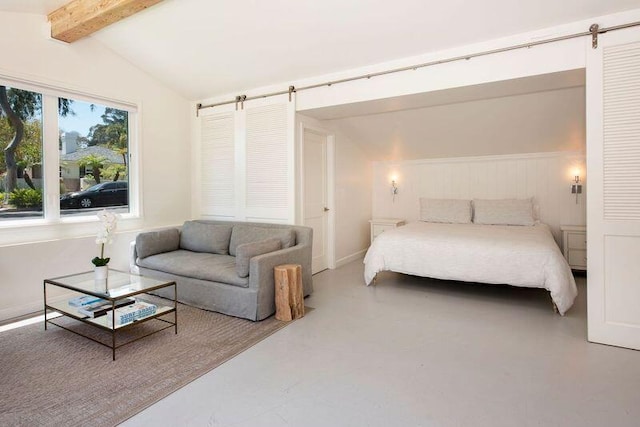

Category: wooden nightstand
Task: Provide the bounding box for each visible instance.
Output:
[369,218,405,243]
[561,225,586,271]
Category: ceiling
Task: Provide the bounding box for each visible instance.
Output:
[302,70,585,120]
[299,70,586,161]
[0,0,638,100]
[0,0,66,15]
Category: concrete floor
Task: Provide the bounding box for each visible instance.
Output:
[123,260,640,427]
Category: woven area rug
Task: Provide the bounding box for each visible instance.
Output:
[0,301,305,427]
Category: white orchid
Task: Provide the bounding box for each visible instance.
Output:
[93,209,118,267]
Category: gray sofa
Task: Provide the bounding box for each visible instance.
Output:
[130,220,313,321]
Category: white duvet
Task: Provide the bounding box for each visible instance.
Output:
[364,221,577,315]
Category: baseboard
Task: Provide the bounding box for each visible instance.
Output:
[0,301,43,323]
[0,292,73,323]
[335,248,368,268]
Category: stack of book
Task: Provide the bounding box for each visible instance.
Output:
[77,298,136,318]
[68,295,103,307]
[106,301,157,326]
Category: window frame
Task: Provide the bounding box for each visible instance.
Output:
[0,75,142,245]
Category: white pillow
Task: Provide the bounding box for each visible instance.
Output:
[473,198,535,226]
[419,198,472,224]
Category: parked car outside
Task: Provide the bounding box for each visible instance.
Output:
[60,181,128,209]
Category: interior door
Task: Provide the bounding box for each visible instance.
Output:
[587,27,640,350]
[303,128,329,273]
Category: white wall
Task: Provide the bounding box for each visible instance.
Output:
[0,12,191,321]
[333,132,372,264]
[296,114,372,266]
[373,151,586,244]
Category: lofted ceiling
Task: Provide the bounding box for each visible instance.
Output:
[0,0,67,15]
[0,0,638,100]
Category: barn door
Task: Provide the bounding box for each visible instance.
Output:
[197,94,296,224]
[587,27,640,350]
[198,106,236,220]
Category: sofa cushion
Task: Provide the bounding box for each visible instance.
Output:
[229,225,295,256]
[137,250,248,288]
[235,238,282,278]
[180,221,233,255]
[136,228,180,259]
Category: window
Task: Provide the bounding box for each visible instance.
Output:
[59,99,129,216]
[0,80,136,227]
[0,86,44,220]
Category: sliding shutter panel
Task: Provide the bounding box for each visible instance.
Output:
[603,41,640,220]
[200,112,235,218]
[587,27,640,351]
[244,101,292,222]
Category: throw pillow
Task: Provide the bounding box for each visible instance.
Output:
[229,225,295,256]
[180,221,233,254]
[473,198,535,226]
[235,238,282,278]
[419,198,472,224]
[136,228,180,259]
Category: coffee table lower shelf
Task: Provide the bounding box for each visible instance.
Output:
[45,301,177,360]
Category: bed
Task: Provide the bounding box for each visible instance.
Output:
[363,199,578,315]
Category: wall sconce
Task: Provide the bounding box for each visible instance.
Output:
[571,174,582,204]
[391,178,399,202]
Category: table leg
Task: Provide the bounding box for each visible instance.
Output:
[43,281,47,331]
[174,282,178,334]
[112,300,116,361]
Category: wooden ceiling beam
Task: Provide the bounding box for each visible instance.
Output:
[48,0,164,43]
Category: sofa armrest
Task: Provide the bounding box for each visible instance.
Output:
[129,241,141,275]
[249,243,313,320]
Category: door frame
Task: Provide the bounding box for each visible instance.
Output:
[298,122,336,270]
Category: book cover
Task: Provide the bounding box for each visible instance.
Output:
[106,301,157,326]
[68,295,104,307]
[78,298,135,318]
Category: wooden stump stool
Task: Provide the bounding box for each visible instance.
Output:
[274,264,304,321]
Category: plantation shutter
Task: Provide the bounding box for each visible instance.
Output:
[243,95,295,223]
[197,94,295,223]
[199,111,235,218]
[587,27,640,350]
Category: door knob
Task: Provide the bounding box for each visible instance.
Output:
[324,207,330,212]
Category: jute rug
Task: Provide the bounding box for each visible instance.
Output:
[0,300,307,427]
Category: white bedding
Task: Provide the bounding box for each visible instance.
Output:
[363,221,577,315]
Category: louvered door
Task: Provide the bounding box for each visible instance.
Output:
[197,95,295,224]
[243,95,296,223]
[587,27,640,350]
[199,109,236,219]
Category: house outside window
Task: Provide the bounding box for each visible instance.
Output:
[58,100,129,215]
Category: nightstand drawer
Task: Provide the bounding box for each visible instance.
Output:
[372,224,394,238]
[370,218,405,243]
[568,249,587,267]
[567,233,587,250]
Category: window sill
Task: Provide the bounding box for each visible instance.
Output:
[0,213,143,247]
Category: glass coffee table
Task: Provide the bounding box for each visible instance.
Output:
[44,269,177,360]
